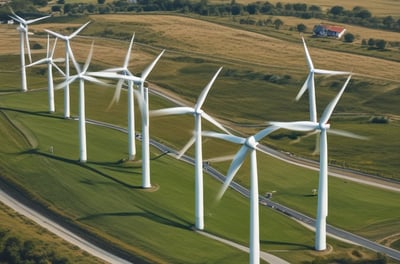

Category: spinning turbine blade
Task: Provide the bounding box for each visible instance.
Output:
[202,131,245,145]
[202,112,230,134]
[82,42,95,73]
[269,121,316,132]
[302,35,314,70]
[254,125,279,142]
[217,145,248,200]
[177,135,196,159]
[150,107,194,116]
[328,129,368,140]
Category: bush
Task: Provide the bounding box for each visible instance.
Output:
[343,33,355,43]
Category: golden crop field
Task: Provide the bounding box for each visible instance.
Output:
[231,0,400,17]
[88,14,400,82]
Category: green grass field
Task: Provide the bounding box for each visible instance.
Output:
[1,9,400,264]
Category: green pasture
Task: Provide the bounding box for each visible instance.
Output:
[1,81,399,263]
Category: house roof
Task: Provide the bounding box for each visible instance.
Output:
[323,25,345,33]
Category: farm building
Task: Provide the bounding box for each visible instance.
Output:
[313,24,346,39]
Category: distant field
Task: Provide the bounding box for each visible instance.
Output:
[231,0,400,17]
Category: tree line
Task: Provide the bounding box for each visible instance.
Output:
[1,0,400,33]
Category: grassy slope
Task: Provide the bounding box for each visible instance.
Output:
[0,202,105,264]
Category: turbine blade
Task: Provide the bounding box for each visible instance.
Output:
[217,145,248,200]
[107,78,125,110]
[150,107,194,116]
[202,131,245,145]
[254,125,279,142]
[82,75,110,86]
[314,69,351,75]
[302,36,314,70]
[177,135,196,159]
[26,58,47,67]
[195,67,223,110]
[296,73,311,101]
[55,76,77,90]
[134,89,146,121]
[82,41,94,73]
[204,154,235,163]
[123,33,135,68]
[44,29,66,40]
[320,75,352,124]
[26,15,51,25]
[103,67,126,73]
[50,36,58,58]
[202,112,230,134]
[141,49,165,81]
[69,21,91,39]
[68,45,80,73]
[328,129,368,140]
[52,62,65,76]
[269,121,317,132]
[107,72,141,83]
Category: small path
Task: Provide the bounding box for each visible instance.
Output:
[196,230,290,264]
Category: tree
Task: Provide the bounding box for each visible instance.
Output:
[343,33,355,43]
[52,5,62,12]
[329,5,344,16]
[375,39,387,50]
[98,0,106,4]
[273,18,283,29]
[297,23,306,32]
[367,38,376,47]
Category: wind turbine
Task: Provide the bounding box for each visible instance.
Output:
[103,33,137,160]
[270,75,365,251]
[88,49,165,188]
[297,36,351,123]
[203,125,279,264]
[9,9,51,92]
[150,67,230,230]
[26,35,65,113]
[56,43,108,163]
[45,21,91,119]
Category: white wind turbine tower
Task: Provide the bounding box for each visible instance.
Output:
[150,67,230,230]
[104,33,137,160]
[45,21,91,119]
[26,35,65,113]
[89,49,165,188]
[56,43,108,163]
[9,10,51,92]
[203,125,279,264]
[270,75,366,251]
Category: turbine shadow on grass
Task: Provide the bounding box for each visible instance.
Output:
[260,240,314,250]
[21,149,142,189]
[78,207,192,230]
[0,107,66,120]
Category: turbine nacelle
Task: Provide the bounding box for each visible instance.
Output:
[245,136,257,149]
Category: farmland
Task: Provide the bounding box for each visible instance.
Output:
[0,3,400,263]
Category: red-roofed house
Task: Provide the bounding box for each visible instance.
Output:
[313,24,346,39]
